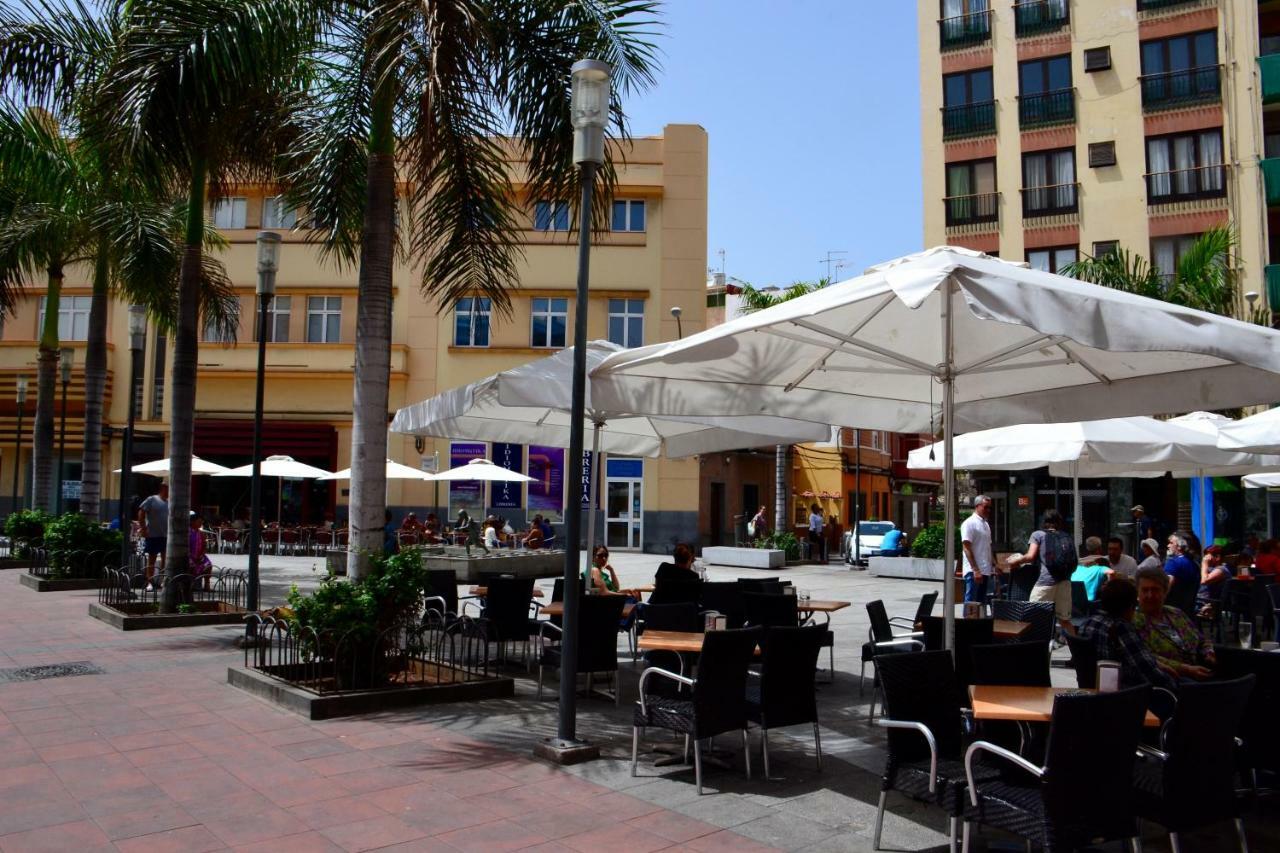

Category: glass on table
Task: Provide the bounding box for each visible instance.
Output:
[1239,622,1253,649]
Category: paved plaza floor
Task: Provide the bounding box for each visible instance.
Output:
[0,552,1274,851]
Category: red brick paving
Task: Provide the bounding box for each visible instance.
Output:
[0,571,774,851]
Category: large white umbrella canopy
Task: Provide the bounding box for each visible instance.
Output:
[1244,472,1280,488]
[1218,405,1280,453]
[320,459,435,481]
[432,458,534,482]
[389,340,831,458]
[590,246,1280,645]
[116,456,231,476]
[215,455,333,480]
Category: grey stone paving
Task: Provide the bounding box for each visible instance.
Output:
[209,549,1280,852]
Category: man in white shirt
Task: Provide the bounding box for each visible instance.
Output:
[1107,536,1139,579]
[961,495,994,603]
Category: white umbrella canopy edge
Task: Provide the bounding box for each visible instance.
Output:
[214,455,334,479]
[115,455,232,476]
[320,459,435,481]
[1217,405,1280,453]
[1244,472,1280,488]
[432,458,535,482]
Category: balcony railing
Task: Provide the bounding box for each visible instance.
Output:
[1262,158,1280,206]
[939,9,992,49]
[1137,0,1199,11]
[1260,54,1280,105]
[1021,182,1078,217]
[945,192,1000,227]
[1145,164,1227,203]
[1014,0,1069,37]
[1018,88,1075,128]
[942,100,996,139]
[1140,66,1222,111]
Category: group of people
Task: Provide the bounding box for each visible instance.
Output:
[383,508,556,554]
[129,483,213,591]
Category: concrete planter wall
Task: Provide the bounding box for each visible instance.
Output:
[868,556,946,581]
[701,546,786,569]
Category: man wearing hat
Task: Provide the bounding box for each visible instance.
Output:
[1131,505,1158,543]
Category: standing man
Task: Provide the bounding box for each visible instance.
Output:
[807,503,825,562]
[1132,505,1158,543]
[137,482,169,589]
[961,495,994,603]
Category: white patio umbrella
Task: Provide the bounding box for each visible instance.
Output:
[590,246,1280,647]
[214,455,334,523]
[319,458,436,481]
[1243,472,1280,488]
[431,457,535,482]
[115,455,232,476]
[907,416,1256,546]
[1217,406,1280,453]
[391,340,830,566]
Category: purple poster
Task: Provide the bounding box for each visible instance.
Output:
[449,442,487,517]
[491,442,523,509]
[527,445,564,521]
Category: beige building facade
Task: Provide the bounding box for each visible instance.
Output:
[0,124,708,553]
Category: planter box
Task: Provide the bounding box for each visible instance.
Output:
[88,600,248,631]
[227,665,515,720]
[0,557,38,570]
[868,556,947,581]
[701,546,785,569]
[19,573,99,592]
[422,549,563,583]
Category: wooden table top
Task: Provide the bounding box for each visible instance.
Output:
[538,600,635,619]
[798,599,850,613]
[969,684,1160,727]
[992,619,1030,639]
[636,629,706,654]
[468,586,544,598]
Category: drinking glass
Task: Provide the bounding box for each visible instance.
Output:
[1239,621,1254,650]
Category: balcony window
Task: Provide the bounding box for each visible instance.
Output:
[1151,234,1200,279]
[1022,149,1077,216]
[1014,0,1068,38]
[256,296,290,343]
[1019,55,1074,127]
[611,199,645,232]
[945,158,998,226]
[37,296,92,341]
[1137,0,1199,11]
[453,297,490,347]
[533,200,570,232]
[211,197,247,229]
[939,0,991,49]
[531,297,568,348]
[1027,246,1077,274]
[202,299,239,344]
[1146,130,1225,202]
[1140,31,1220,111]
[262,196,297,230]
[306,296,342,343]
[607,299,644,348]
[942,67,995,139]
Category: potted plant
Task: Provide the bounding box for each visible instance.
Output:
[43,513,123,579]
[4,509,52,558]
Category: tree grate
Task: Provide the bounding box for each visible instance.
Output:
[0,661,104,683]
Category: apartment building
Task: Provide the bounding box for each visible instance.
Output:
[0,124,708,553]
[919,0,1274,544]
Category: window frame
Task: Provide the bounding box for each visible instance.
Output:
[37,295,93,342]
[611,199,646,232]
[1150,234,1201,278]
[453,297,492,348]
[202,298,240,344]
[530,297,569,348]
[1026,245,1078,274]
[1021,147,1078,216]
[944,157,999,226]
[212,197,247,229]
[1017,54,1074,127]
[607,298,644,348]
[261,196,298,230]
[1144,128,1226,203]
[305,295,342,343]
[256,295,291,343]
[533,200,570,232]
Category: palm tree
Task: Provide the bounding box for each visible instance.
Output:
[286,0,661,578]
[735,278,825,535]
[1062,226,1244,317]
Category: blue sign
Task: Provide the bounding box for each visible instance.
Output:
[606,458,643,479]
[492,442,523,509]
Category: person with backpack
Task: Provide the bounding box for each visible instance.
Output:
[1006,508,1077,637]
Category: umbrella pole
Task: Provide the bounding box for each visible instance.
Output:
[584,423,602,575]
[1072,463,1082,549]
[942,281,957,653]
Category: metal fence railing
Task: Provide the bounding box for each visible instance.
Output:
[98,565,248,612]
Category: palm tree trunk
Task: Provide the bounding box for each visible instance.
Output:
[345,67,396,581]
[162,160,205,612]
[33,267,63,513]
[79,245,109,520]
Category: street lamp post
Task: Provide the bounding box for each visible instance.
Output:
[56,348,73,514]
[11,375,27,515]
[541,58,610,762]
[670,305,683,339]
[119,306,146,570]
[247,232,280,628]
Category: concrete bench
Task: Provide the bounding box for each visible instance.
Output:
[701,546,785,569]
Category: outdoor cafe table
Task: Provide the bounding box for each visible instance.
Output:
[539,600,636,620]
[991,619,1030,640]
[469,585,544,598]
[798,599,851,615]
[969,684,1161,727]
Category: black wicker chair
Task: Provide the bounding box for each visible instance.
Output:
[632,627,761,794]
[890,591,938,632]
[1132,674,1254,852]
[922,616,994,706]
[874,650,993,853]
[649,577,702,607]
[862,599,925,712]
[424,568,459,622]
[746,624,826,776]
[1064,632,1098,688]
[537,594,627,704]
[639,603,701,696]
[743,592,797,631]
[476,576,536,668]
[969,641,1050,687]
[700,581,745,630]
[738,577,787,593]
[962,685,1151,853]
[1214,645,1280,792]
[991,599,1056,646]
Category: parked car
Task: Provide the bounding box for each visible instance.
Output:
[843,521,898,564]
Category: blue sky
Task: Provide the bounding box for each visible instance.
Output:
[623,2,922,288]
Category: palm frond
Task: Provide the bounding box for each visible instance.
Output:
[1172,225,1236,315]
[0,0,118,115]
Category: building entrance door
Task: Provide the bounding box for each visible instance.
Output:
[606,457,643,550]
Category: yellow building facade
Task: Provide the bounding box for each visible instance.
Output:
[0,123,708,552]
[919,0,1274,308]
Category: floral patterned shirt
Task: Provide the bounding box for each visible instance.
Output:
[1132,605,1213,670]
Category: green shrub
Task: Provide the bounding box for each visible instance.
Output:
[4,509,53,556]
[909,523,961,560]
[754,531,802,560]
[44,513,123,576]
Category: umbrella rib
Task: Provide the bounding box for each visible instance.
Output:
[768,321,938,374]
[783,294,897,392]
[1056,341,1113,385]
[953,334,1061,375]
[815,365,922,376]
[760,327,914,372]
[965,357,1074,375]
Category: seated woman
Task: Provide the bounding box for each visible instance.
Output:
[1255,538,1280,579]
[523,515,545,550]
[422,513,444,544]
[1133,565,1214,681]
[1195,544,1232,616]
[482,516,500,550]
[189,511,213,590]
[1077,577,1177,692]
[583,545,640,598]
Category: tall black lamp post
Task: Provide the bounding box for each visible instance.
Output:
[56,347,73,514]
[119,305,146,570]
[247,231,280,626]
[11,374,27,515]
[538,58,610,764]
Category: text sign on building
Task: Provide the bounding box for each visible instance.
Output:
[581,451,595,509]
[449,442,487,517]
[491,442,523,509]
[528,445,564,521]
